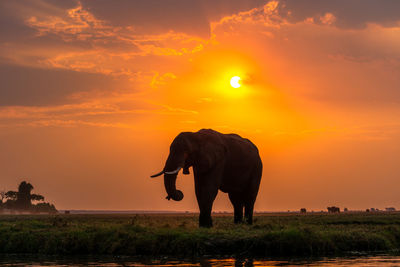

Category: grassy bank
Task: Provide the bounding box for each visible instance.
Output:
[1,212,400,257]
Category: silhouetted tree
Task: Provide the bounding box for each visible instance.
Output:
[17,181,33,209]
[0,190,5,210]
[31,194,45,202]
[0,190,5,204]
[3,181,57,213]
[6,181,45,210]
[5,191,17,200]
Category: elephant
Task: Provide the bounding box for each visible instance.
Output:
[151,129,263,227]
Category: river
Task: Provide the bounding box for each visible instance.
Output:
[1,255,400,266]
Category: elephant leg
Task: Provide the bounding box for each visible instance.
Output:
[244,201,255,224]
[244,165,262,225]
[195,182,218,228]
[197,190,218,228]
[229,192,244,224]
[244,190,258,225]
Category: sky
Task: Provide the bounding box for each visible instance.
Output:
[1,0,400,211]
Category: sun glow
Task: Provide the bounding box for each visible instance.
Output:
[230,76,241,88]
[215,69,248,98]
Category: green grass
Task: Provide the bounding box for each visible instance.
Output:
[1,212,400,257]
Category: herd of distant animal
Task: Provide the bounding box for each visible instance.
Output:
[320,206,396,213]
[300,206,395,213]
[151,129,397,228]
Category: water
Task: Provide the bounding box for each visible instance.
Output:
[1,255,400,266]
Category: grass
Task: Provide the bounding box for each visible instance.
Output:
[1,212,400,257]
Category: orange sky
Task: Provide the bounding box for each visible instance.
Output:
[1,0,400,211]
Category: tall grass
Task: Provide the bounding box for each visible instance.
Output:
[0,213,400,257]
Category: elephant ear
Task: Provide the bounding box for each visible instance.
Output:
[196,137,227,174]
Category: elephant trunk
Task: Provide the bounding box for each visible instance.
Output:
[164,174,184,201]
[163,153,184,201]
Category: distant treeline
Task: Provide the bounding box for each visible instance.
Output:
[0,181,57,214]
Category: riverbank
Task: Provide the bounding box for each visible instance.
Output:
[0,213,399,257]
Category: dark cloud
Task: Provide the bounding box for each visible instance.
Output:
[0,63,127,106]
[40,0,78,9]
[2,0,400,44]
[79,0,400,37]
[2,0,400,108]
[280,0,400,28]
[0,2,36,42]
[0,0,78,43]
[0,0,263,41]
[80,0,266,37]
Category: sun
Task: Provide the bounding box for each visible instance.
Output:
[230,76,241,88]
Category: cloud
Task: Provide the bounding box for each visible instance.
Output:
[150,72,177,88]
[210,0,284,34]
[80,0,268,38]
[319,12,336,25]
[2,0,400,110]
[26,3,109,41]
[0,63,134,106]
[158,104,199,115]
[209,1,400,106]
[272,123,400,142]
[5,1,210,79]
[279,0,400,29]
[0,0,79,42]
[0,95,199,129]
[24,2,209,56]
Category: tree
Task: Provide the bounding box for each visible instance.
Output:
[0,190,5,210]
[16,181,34,209]
[5,191,17,200]
[31,194,45,202]
[0,191,6,203]
[6,181,46,210]
[3,181,56,213]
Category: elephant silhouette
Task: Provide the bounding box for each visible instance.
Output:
[151,129,263,227]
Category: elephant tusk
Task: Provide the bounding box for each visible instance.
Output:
[150,170,164,178]
[165,167,182,175]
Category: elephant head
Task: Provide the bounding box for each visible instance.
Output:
[150,132,194,201]
[150,130,226,201]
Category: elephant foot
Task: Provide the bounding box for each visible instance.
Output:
[234,214,243,224]
[199,215,213,228]
[245,219,253,225]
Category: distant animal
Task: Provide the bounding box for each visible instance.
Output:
[151,129,263,227]
[327,206,340,213]
[300,208,307,213]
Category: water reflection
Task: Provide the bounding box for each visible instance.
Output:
[1,255,400,266]
[200,258,254,267]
